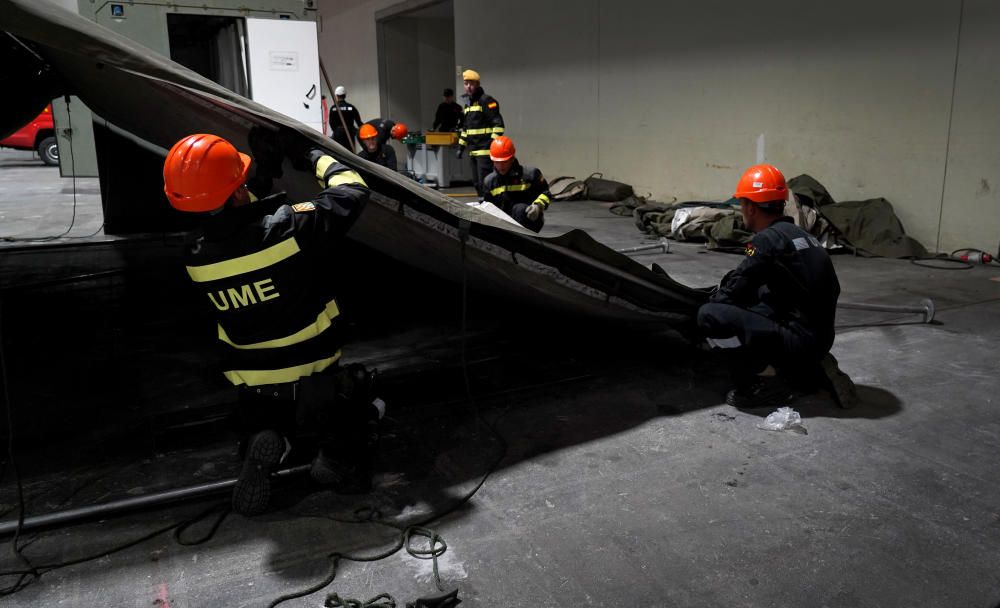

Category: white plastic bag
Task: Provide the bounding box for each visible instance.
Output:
[757,407,805,433]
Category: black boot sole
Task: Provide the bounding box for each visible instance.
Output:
[233,430,284,516]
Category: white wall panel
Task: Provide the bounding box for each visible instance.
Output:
[246,18,323,133]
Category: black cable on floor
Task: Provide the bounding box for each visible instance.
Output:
[908,255,973,270]
[0,284,230,596]
[0,502,230,596]
[0,297,40,595]
[266,218,506,608]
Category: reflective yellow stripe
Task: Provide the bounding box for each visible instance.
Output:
[458,138,467,146]
[489,183,531,195]
[464,127,493,135]
[224,352,341,386]
[534,193,551,208]
[315,155,335,182]
[491,127,505,133]
[469,149,491,157]
[326,169,367,188]
[463,105,482,113]
[218,299,340,350]
[186,238,300,283]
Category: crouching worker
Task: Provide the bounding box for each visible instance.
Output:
[697,164,857,409]
[482,136,552,233]
[357,123,397,171]
[163,134,380,515]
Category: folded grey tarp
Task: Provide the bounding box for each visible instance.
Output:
[0,0,709,324]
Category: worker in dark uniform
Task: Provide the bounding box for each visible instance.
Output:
[432,88,462,132]
[357,123,397,171]
[330,85,363,150]
[481,136,551,233]
[697,164,855,409]
[363,118,408,147]
[456,69,504,197]
[163,133,379,515]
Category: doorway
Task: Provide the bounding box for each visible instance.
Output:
[376,0,455,134]
[166,14,250,97]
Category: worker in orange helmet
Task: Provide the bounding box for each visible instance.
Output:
[362,118,407,147]
[163,133,381,515]
[696,164,855,409]
[481,135,552,233]
[356,123,397,171]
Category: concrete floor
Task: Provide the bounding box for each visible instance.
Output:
[1,154,999,607]
[0,149,107,243]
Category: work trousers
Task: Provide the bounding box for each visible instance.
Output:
[471,154,492,197]
[237,365,376,466]
[332,126,356,151]
[697,303,825,390]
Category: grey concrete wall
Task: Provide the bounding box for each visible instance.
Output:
[322,0,1000,253]
[317,0,396,126]
[379,16,454,131]
[938,0,1000,254]
[381,18,423,129]
[415,17,455,130]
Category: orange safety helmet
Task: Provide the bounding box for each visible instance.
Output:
[359,123,378,140]
[733,164,788,203]
[489,135,516,162]
[163,134,251,212]
[390,123,408,140]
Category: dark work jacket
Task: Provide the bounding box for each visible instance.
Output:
[357,142,397,171]
[183,158,369,387]
[364,118,397,146]
[459,86,504,154]
[433,101,462,131]
[710,216,840,350]
[329,101,362,135]
[482,160,552,214]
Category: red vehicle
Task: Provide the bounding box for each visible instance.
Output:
[1,105,58,166]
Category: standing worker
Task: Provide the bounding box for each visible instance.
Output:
[481,135,551,233]
[357,123,397,171]
[456,69,504,197]
[163,133,380,515]
[330,85,363,150]
[432,88,462,132]
[697,164,856,409]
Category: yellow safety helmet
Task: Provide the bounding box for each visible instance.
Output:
[462,69,481,82]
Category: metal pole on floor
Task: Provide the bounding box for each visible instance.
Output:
[837,298,936,323]
[0,465,310,538]
[615,239,670,255]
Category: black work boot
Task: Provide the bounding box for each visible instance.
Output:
[232,430,285,516]
[820,353,859,409]
[725,377,795,409]
[310,448,373,494]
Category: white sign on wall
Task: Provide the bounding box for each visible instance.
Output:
[245,19,322,133]
[269,51,299,71]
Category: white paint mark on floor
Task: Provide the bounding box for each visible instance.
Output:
[397,545,468,584]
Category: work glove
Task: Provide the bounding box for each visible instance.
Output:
[247,126,283,179]
[525,202,543,221]
[454,147,464,160]
[306,148,327,169]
